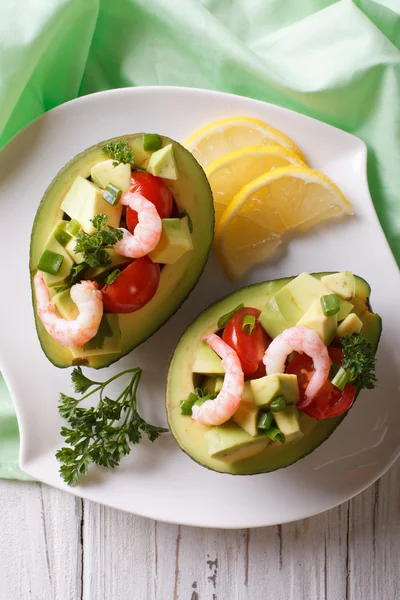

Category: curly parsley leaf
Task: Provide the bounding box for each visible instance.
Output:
[56,367,168,486]
[73,214,123,268]
[341,333,377,390]
[102,140,135,168]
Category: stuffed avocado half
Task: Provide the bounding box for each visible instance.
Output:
[166,272,381,475]
[30,134,214,369]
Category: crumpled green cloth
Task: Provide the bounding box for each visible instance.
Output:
[0,0,399,479]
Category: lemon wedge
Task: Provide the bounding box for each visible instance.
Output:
[206,145,307,224]
[215,166,354,279]
[184,116,304,167]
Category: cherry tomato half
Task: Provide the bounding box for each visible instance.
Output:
[222,307,271,379]
[101,256,160,314]
[286,347,356,419]
[126,172,173,233]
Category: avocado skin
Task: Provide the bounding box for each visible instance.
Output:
[166,273,382,476]
[30,134,214,369]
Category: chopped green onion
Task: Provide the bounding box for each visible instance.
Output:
[179,210,193,233]
[54,223,72,247]
[217,304,245,329]
[37,250,64,275]
[66,219,81,236]
[143,133,162,152]
[257,411,273,431]
[267,427,285,444]
[320,294,340,317]
[329,363,340,380]
[269,396,287,413]
[331,366,350,390]
[242,314,256,335]
[103,183,122,207]
[104,269,121,284]
[180,393,198,415]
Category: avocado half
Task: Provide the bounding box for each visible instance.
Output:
[30,134,214,368]
[166,273,382,475]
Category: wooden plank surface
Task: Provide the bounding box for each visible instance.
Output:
[0,459,399,600]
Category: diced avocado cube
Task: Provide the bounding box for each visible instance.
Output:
[297,298,337,345]
[91,159,131,192]
[232,382,259,437]
[61,176,122,234]
[52,221,72,247]
[273,406,303,444]
[250,374,299,408]
[337,313,363,337]
[192,341,225,375]
[337,300,353,321]
[147,144,178,180]
[203,375,224,394]
[149,218,193,264]
[41,237,74,288]
[204,423,269,464]
[65,236,85,265]
[84,249,131,280]
[259,273,352,338]
[321,271,356,300]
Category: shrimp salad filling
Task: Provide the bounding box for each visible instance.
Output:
[33,137,195,359]
[171,272,380,473]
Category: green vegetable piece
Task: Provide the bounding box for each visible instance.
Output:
[66,219,81,236]
[54,222,72,247]
[74,214,123,268]
[83,316,113,352]
[331,366,350,391]
[103,183,122,207]
[180,393,198,415]
[320,294,340,317]
[257,411,273,431]
[102,140,135,167]
[217,303,245,329]
[38,250,64,275]
[341,332,377,390]
[56,366,168,486]
[143,133,162,152]
[242,314,256,335]
[329,363,340,381]
[104,269,121,284]
[267,427,285,444]
[269,395,287,413]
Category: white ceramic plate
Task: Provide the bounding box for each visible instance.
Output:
[0,87,399,528]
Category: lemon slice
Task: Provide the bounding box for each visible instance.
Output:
[215,166,354,279]
[184,116,304,167]
[206,145,307,224]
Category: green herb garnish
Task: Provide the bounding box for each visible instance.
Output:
[217,304,244,329]
[102,140,135,168]
[74,214,123,268]
[56,367,168,486]
[180,387,218,415]
[54,263,88,293]
[104,269,121,284]
[341,333,377,390]
[242,314,256,335]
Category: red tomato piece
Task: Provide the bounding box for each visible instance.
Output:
[101,256,160,314]
[126,172,173,232]
[286,347,356,419]
[222,307,271,379]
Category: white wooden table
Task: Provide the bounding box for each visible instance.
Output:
[1,460,399,600]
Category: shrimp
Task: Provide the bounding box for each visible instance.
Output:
[263,325,331,406]
[191,334,244,426]
[114,191,162,258]
[34,272,103,348]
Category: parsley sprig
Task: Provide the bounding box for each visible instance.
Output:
[74,214,123,268]
[56,367,168,486]
[341,333,377,390]
[102,140,135,168]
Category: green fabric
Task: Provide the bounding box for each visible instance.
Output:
[0,0,399,480]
